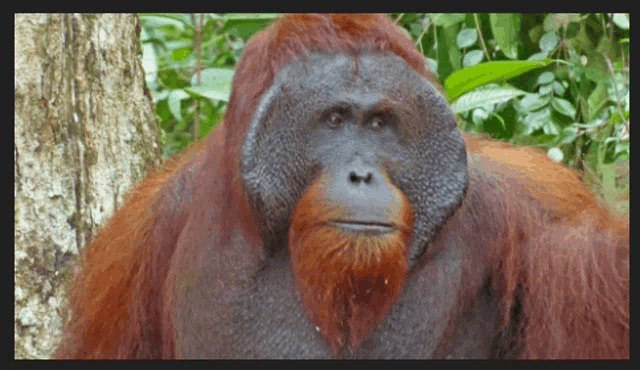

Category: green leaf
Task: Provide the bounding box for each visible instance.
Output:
[539,32,559,53]
[612,13,629,30]
[543,14,560,33]
[574,116,606,129]
[558,126,578,145]
[614,141,629,155]
[168,89,189,121]
[435,27,457,79]
[140,14,189,30]
[489,13,520,59]
[565,22,580,38]
[529,25,543,44]
[427,58,438,74]
[191,67,234,100]
[451,86,527,113]
[553,81,566,95]
[528,51,549,61]
[431,13,465,27]
[472,107,490,124]
[443,25,462,72]
[462,50,484,67]
[184,86,230,103]
[140,29,158,91]
[587,84,610,121]
[539,83,553,95]
[456,28,478,48]
[585,66,606,83]
[529,107,552,129]
[444,59,552,101]
[220,13,279,20]
[529,25,544,44]
[171,48,190,61]
[519,93,550,113]
[551,98,576,118]
[536,71,554,85]
[222,16,274,40]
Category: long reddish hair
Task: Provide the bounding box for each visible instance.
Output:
[56,14,629,359]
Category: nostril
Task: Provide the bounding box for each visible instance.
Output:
[349,172,360,183]
[349,171,374,184]
[364,173,373,184]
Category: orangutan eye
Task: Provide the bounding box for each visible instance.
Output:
[369,116,384,129]
[327,112,344,128]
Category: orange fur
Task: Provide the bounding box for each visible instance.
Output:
[57,14,629,359]
[56,138,210,358]
[465,138,629,358]
[289,174,413,354]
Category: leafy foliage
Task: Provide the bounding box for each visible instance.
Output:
[140,13,629,211]
[139,13,275,157]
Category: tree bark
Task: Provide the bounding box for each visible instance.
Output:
[14,13,162,359]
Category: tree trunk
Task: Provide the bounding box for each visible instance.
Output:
[14,13,162,359]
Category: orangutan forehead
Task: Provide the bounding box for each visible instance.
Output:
[270,52,419,93]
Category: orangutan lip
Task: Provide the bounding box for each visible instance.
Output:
[331,220,394,234]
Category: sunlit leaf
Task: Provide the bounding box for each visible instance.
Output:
[539,32,559,52]
[490,13,520,59]
[462,50,484,67]
[445,60,552,100]
[456,28,477,48]
[451,87,526,113]
[612,13,629,30]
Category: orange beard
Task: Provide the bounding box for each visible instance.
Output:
[288,176,413,355]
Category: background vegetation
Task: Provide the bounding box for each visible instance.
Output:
[138,13,629,213]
